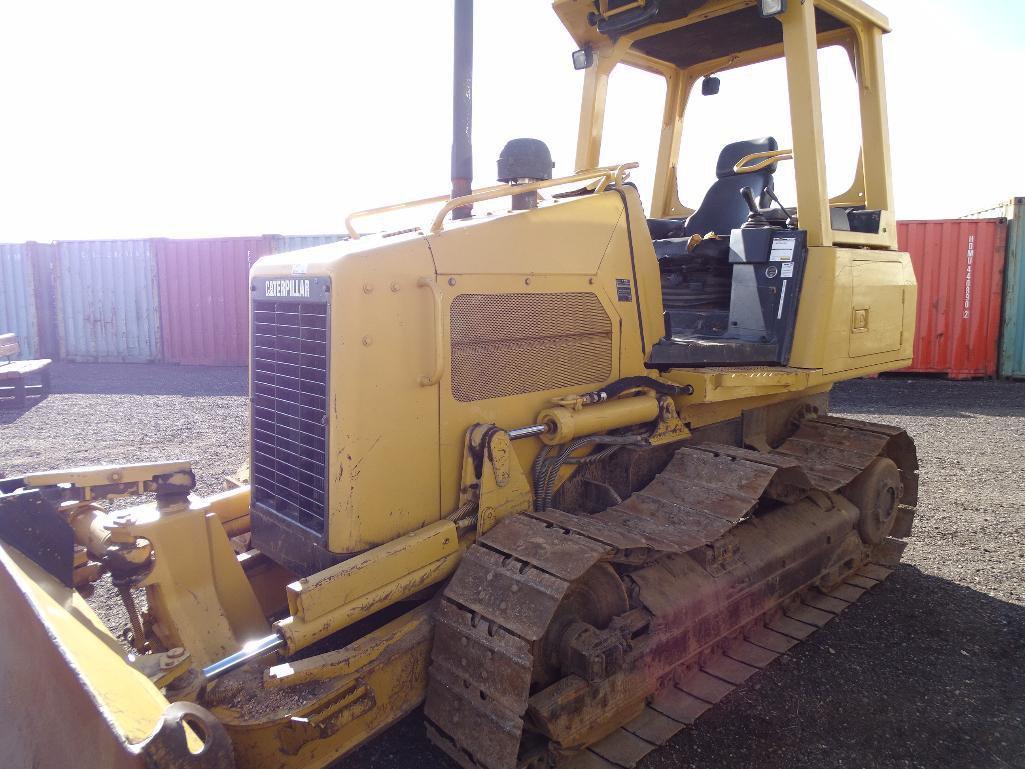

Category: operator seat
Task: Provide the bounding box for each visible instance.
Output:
[648,136,779,239]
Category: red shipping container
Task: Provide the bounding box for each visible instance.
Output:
[897,219,1007,379]
[155,237,272,365]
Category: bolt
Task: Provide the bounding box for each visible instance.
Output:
[524,277,532,286]
[167,647,186,659]
[362,336,373,346]
[363,283,374,294]
[589,277,596,284]
[390,281,401,293]
[448,277,457,287]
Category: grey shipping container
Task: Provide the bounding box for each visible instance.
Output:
[0,244,40,359]
[1001,198,1025,378]
[55,239,161,362]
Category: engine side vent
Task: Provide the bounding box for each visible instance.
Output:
[251,293,329,534]
[450,292,613,402]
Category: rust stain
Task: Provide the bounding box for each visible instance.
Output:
[350,436,382,481]
[336,445,346,482]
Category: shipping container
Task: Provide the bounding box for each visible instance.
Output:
[55,240,161,362]
[270,234,347,254]
[26,242,61,359]
[156,237,272,365]
[0,244,39,359]
[898,219,1007,379]
[1001,198,1025,378]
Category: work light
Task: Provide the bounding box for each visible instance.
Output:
[702,76,721,96]
[759,0,787,17]
[572,46,594,70]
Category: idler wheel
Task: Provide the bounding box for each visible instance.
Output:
[844,457,902,545]
[533,563,628,688]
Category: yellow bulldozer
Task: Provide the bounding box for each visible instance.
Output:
[0,1,919,768]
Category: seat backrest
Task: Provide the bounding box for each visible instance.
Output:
[684,137,778,237]
[0,333,20,362]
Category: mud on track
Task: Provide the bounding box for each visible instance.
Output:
[1,366,1022,769]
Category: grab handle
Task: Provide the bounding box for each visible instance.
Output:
[417,277,444,386]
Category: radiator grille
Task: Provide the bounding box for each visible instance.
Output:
[251,298,328,533]
[450,292,613,402]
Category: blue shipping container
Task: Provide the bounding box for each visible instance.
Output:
[270,234,348,255]
[0,244,40,359]
[55,240,161,362]
[1001,198,1025,378]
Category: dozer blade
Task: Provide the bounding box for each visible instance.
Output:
[0,539,235,768]
[425,418,917,769]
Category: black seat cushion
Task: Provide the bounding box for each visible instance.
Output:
[683,137,778,237]
[647,218,687,239]
[653,237,691,262]
[654,236,730,270]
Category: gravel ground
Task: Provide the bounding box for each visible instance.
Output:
[1,364,1023,769]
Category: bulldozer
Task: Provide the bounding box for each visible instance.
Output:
[0,1,919,768]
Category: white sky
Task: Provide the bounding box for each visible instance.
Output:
[1,0,1022,242]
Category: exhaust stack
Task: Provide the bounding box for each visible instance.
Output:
[451,0,473,220]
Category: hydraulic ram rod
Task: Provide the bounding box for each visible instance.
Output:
[202,633,284,680]
[203,520,461,681]
[507,424,547,440]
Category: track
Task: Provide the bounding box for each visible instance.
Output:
[424,417,918,769]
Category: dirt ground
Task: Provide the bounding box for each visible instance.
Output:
[1,364,1023,769]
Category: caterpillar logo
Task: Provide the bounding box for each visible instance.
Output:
[265,279,311,298]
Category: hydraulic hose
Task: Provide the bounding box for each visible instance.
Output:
[533,433,644,511]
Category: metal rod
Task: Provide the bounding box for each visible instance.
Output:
[451,0,473,219]
[507,424,548,440]
[201,633,285,681]
[116,585,148,654]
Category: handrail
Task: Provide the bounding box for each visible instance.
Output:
[733,149,794,175]
[343,163,638,240]
[344,193,452,239]
[429,163,638,234]
[343,182,521,239]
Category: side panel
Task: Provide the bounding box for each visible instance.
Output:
[898,219,1007,379]
[849,261,904,357]
[789,247,916,375]
[55,239,162,362]
[427,191,664,513]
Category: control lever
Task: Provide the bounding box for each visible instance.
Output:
[763,186,796,227]
[741,186,759,215]
[739,186,769,228]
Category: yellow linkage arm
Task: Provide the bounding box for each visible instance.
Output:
[276,520,461,653]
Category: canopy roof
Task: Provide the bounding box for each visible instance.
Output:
[554,0,890,72]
